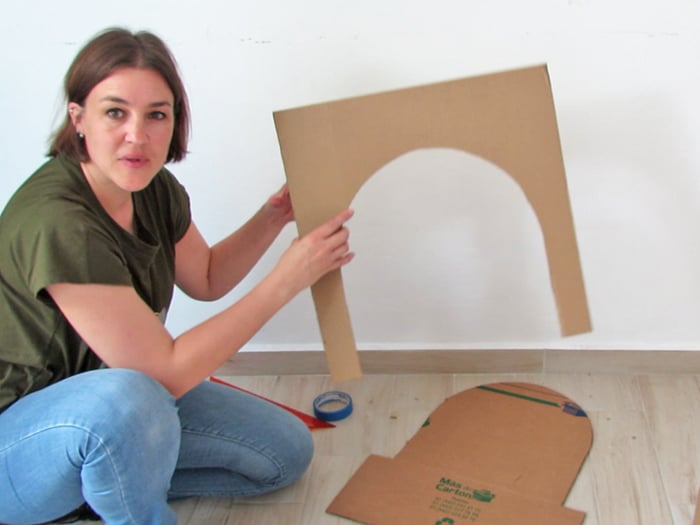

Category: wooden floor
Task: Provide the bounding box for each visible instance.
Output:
[66,370,700,524]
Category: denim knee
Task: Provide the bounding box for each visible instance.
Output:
[0,369,181,524]
[86,369,181,457]
[172,380,314,498]
[77,370,181,522]
[277,415,314,488]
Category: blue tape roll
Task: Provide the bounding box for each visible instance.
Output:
[313,390,353,422]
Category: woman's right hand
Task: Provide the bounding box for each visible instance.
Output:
[273,208,355,298]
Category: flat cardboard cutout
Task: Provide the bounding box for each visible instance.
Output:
[274,65,591,381]
[328,382,593,524]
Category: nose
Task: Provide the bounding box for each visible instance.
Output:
[125,117,148,145]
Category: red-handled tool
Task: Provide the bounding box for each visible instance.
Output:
[210,376,335,430]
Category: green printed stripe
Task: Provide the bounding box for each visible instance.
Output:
[477,385,560,408]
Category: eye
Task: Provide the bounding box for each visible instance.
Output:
[148,111,168,121]
[106,108,125,119]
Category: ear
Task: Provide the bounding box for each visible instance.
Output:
[68,102,84,132]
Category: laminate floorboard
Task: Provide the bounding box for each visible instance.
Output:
[59,372,698,524]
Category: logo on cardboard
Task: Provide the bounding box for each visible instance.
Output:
[435,519,455,525]
[436,478,496,502]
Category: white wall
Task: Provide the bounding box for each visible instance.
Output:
[2,0,699,351]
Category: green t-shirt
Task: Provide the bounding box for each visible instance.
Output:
[0,155,191,413]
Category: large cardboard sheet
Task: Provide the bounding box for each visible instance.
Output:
[328,382,593,524]
[274,65,591,381]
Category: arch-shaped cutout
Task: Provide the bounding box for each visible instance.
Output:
[345,147,560,345]
[274,64,591,381]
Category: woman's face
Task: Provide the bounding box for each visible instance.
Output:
[69,67,175,196]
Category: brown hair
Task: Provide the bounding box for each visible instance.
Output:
[49,27,190,162]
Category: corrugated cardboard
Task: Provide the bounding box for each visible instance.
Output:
[328,455,584,525]
[273,65,591,382]
[694,489,700,525]
[327,382,593,524]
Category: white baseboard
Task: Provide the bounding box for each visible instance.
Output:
[215,349,700,376]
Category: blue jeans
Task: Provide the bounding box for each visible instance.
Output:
[0,369,314,525]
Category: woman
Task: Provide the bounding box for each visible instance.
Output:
[0,28,354,525]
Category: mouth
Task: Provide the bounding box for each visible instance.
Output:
[119,155,149,169]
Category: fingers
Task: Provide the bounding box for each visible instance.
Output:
[268,185,289,206]
[315,209,353,256]
[271,206,355,299]
[294,208,355,278]
[312,208,354,239]
[331,243,355,269]
[266,184,294,225]
[322,221,354,272]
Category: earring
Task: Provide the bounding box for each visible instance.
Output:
[77,132,85,140]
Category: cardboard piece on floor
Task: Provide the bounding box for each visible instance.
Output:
[273,64,591,382]
[327,382,593,524]
[694,488,700,525]
[329,455,585,525]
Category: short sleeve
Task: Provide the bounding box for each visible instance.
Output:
[22,209,132,299]
[159,168,191,243]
